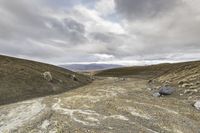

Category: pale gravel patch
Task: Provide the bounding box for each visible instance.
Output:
[0,99,45,132]
[61,85,127,107]
[52,98,129,126]
[40,120,50,129]
[97,86,127,98]
[64,95,102,103]
[52,98,100,126]
[86,117,100,122]
[141,125,160,133]
[127,107,151,120]
[133,101,178,115]
[104,115,129,121]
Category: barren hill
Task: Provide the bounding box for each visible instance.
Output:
[1,60,200,132]
[95,61,200,86]
[0,55,91,105]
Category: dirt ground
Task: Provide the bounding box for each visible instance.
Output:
[0,77,200,133]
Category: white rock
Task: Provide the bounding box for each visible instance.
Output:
[42,71,52,81]
[146,88,152,91]
[153,92,161,97]
[194,101,200,110]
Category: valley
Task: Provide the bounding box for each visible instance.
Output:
[1,77,200,133]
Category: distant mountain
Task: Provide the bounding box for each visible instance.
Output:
[60,63,124,72]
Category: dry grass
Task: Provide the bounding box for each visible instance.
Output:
[0,55,91,105]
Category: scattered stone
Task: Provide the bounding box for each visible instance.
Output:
[180,94,183,96]
[182,83,192,88]
[194,101,200,110]
[188,96,193,100]
[164,84,170,87]
[159,86,175,95]
[89,75,95,81]
[178,80,185,85]
[147,88,152,91]
[119,78,126,81]
[164,81,171,87]
[148,79,153,84]
[59,79,63,83]
[122,78,126,81]
[189,85,197,89]
[91,77,95,81]
[42,71,53,82]
[71,74,78,81]
[184,89,198,94]
[153,92,161,97]
[195,81,200,85]
[155,86,161,90]
[164,80,171,85]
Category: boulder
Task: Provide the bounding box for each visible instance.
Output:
[194,101,200,110]
[42,71,53,82]
[159,86,175,95]
[71,74,78,81]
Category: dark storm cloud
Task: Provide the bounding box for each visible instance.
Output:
[114,0,181,19]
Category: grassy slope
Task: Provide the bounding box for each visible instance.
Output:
[95,61,200,85]
[156,61,200,85]
[0,55,91,105]
[95,63,174,78]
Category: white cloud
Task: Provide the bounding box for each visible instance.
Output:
[94,53,115,61]
[95,0,115,16]
[72,5,125,34]
[0,0,199,65]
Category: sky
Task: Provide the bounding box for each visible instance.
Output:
[0,0,200,66]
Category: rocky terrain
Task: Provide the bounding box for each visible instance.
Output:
[96,61,200,101]
[0,77,200,133]
[0,60,200,132]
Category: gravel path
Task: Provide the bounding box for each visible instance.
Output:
[0,77,200,133]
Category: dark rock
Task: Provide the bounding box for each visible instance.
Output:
[159,86,175,95]
[148,79,153,84]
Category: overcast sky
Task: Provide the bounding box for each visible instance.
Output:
[0,0,200,65]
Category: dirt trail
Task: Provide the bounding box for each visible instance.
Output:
[0,77,200,133]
